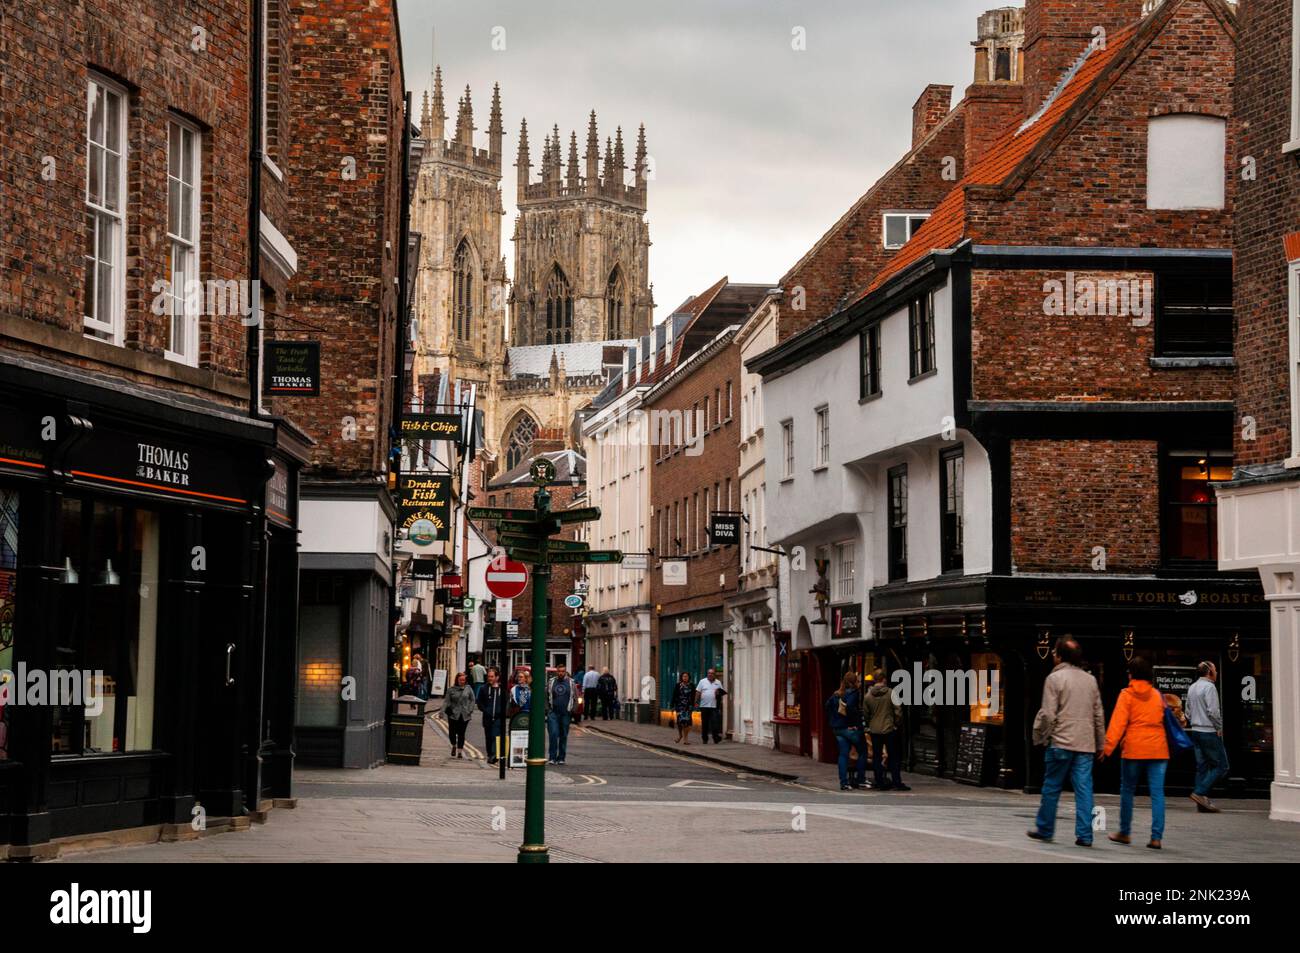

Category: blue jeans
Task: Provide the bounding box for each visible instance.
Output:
[834,728,869,787]
[547,710,572,762]
[1120,759,1167,841]
[1189,731,1229,797]
[1034,747,1095,843]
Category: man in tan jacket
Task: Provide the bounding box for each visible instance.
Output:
[1027,637,1105,847]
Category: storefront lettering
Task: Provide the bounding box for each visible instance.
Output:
[136,443,190,486]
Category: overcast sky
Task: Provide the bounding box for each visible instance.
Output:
[398,0,1005,324]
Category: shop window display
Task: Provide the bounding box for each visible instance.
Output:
[0,489,18,759]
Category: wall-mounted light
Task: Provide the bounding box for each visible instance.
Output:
[59,557,79,586]
[96,559,121,587]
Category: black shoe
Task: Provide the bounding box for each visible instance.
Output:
[1026,830,1053,842]
[840,784,852,791]
[893,783,912,792]
[1075,838,1092,847]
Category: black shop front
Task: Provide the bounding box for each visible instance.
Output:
[0,354,302,856]
[869,573,1269,795]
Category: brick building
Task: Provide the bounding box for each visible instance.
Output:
[1215,0,1300,822]
[752,0,1264,789]
[265,0,408,770]
[645,280,769,724]
[0,0,312,853]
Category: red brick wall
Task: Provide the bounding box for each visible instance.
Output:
[778,105,967,342]
[913,84,954,148]
[1,0,251,400]
[1022,0,1146,115]
[267,0,404,477]
[1012,439,1161,571]
[1232,0,1295,466]
[968,2,1236,249]
[971,269,1233,401]
[646,339,742,621]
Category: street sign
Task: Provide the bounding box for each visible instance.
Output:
[564,594,584,609]
[546,539,590,552]
[498,519,551,535]
[506,620,520,636]
[555,506,600,524]
[468,506,538,522]
[495,598,513,619]
[461,595,475,611]
[547,549,623,565]
[485,559,529,600]
[506,548,544,565]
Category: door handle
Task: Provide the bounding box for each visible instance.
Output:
[225,643,236,686]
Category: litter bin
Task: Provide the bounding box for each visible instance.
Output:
[387,695,426,765]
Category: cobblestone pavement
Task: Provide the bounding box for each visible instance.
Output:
[58,718,1300,863]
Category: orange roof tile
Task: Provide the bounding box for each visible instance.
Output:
[861,22,1141,301]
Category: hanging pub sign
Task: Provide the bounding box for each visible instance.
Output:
[398,473,451,541]
[263,340,321,397]
[410,558,439,581]
[709,513,741,546]
[831,603,864,640]
[399,413,464,445]
[266,456,294,529]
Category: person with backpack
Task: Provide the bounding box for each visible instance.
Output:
[597,668,618,721]
[827,671,870,791]
[1101,655,1171,850]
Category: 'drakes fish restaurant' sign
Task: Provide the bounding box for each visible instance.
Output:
[398,474,451,541]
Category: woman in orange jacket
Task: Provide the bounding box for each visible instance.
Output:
[1101,655,1169,849]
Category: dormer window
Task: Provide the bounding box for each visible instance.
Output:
[883,212,930,250]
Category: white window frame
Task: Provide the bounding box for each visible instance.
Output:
[1290,1,1300,152]
[834,540,856,603]
[1287,260,1300,467]
[165,117,202,366]
[882,211,931,250]
[84,74,128,345]
[781,419,794,480]
[814,405,830,469]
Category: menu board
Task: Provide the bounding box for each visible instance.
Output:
[954,722,989,785]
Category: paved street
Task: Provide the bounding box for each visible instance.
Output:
[60,718,1300,864]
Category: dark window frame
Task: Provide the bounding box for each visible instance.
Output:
[860,324,882,399]
[939,447,964,574]
[887,464,908,582]
[1160,446,1232,566]
[908,291,937,380]
[1155,271,1233,357]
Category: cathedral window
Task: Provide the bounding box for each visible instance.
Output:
[453,240,475,342]
[506,414,540,471]
[606,267,626,339]
[544,266,573,345]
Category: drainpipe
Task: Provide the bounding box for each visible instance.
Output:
[248,0,264,418]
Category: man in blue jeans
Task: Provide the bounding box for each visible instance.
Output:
[1027,637,1106,847]
[546,665,578,765]
[1186,661,1228,812]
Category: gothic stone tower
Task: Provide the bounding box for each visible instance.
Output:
[410,68,509,399]
[511,112,653,346]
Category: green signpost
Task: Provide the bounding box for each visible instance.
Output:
[468,457,616,864]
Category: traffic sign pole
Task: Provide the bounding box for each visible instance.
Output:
[519,483,551,864]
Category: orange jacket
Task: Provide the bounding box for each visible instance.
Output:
[1103,680,1169,760]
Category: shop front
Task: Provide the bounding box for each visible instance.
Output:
[870,574,1270,794]
[0,356,292,855]
[584,607,650,711]
[724,589,778,746]
[657,607,725,727]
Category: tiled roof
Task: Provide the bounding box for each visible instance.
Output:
[861,21,1142,301]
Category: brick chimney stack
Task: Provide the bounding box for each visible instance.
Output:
[1022,0,1145,115]
[912,85,954,148]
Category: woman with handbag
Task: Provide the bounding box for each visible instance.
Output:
[441,672,477,759]
[826,672,870,791]
[1100,655,1171,849]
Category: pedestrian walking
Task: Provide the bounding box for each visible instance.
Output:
[510,669,532,717]
[827,672,870,791]
[598,668,618,721]
[672,671,695,744]
[864,668,910,792]
[477,668,507,765]
[546,665,579,764]
[469,656,487,699]
[695,668,725,743]
[581,665,601,722]
[1102,655,1170,850]
[1027,638,1104,846]
[441,672,476,759]
[1187,661,1228,813]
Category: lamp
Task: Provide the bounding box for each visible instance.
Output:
[59,557,79,586]
[96,559,120,587]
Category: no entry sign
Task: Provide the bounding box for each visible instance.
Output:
[485,558,529,600]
